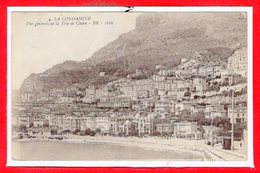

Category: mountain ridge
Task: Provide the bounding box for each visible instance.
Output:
[20,13,247,92]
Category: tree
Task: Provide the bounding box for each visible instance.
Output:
[80,130,86,136]
[118,132,126,137]
[29,122,34,128]
[184,91,191,97]
[201,95,206,99]
[19,124,27,132]
[193,95,200,99]
[129,123,138,136]
[152,131,161,136]
[213,117,230,128]
[95,128,101,134]
[194,111,206,125]
[179,109,192,121]
[197,125,205,137]
[222,79,229,86]
[90,130,96,136]
[85,128,91,135]
[72,129,80,134]
[50,129,58,135]
[222,90,229,97]
[234,123,245,140]
[161,131,168,138]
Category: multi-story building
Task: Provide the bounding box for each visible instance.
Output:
[206,65,223,78]
[63,117,72,131]
[71,117,81,131]
[113,100,132,108]
[198,65,207,76]
[96,116,110,133]
[122,120,132,135]
[175,102,192,115]
[149,89,158,97]
[33,116,48,128]
[97,101,114,108]
[64,86,78,97]
[55,97,74,104]
[227,47,247,77]
[190,104,206,115]
[138,113,156,136]
[17,113,33,128]
[155,117,173,134]
[137,90,149,99]
[82,95,96,104]
[227,105,247,124]
[21,92,37,103]
[62,116,81,131]
[205,104,226,119]
[228,74,243,85]
[158,69,169,76]
[192,76,207,92]
[50,89,64,98]
[120,86,133,98]
[154,101,171,113]
[49,113,66,128]
[95,87,109,99]
[80,115,96,131]
[156,124,173,134]
[174,122,198,138]
[153,74,166,81]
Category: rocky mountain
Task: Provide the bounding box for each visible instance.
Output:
[20,13,247,92]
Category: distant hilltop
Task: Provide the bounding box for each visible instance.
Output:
[20,13,247,93]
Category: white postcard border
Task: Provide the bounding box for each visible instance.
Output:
[6,6,254,168]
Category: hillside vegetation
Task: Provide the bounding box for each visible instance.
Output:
[20,13,247,92]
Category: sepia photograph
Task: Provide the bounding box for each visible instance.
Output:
[7,7,253,167]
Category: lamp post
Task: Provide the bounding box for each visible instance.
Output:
[231,89,235,151]
[211,112,214,147]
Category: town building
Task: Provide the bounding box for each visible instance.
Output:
[174,122,198,138]
[227,47,247,77]
[17,114,33,128]
[55,97,74,104]
[33,116,48,128]
[227,105,247,124]
[191,104,206,115]
[21,92,37,103]
[122,120,132,135]
[82,95,96,104]
[155,117,173,134]
[96,116,110,133]
[205,104,226,119]
[175,102,192,116]
[228,74,243,86]
[206,65,223,78]
[138,113,157,136]
[80,115,96,131]
[154,101,171,113]
[49,113,66,128]
[192,75,207,92]
[137,90,149,99]
[95,87,109,99]
[71,117,81,131]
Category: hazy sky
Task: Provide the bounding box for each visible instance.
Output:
[11,12,140,89]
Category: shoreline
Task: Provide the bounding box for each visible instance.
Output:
[14,135,212,161]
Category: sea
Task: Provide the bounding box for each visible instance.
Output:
[12,140,203,161]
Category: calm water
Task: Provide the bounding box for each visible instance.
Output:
[12,140,203,161]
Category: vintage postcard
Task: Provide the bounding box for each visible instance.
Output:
[7,7,253,167]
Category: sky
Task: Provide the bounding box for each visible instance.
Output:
[11,12,140,89]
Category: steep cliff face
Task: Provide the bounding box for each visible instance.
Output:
[20,13,247,92]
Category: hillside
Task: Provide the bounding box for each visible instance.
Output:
[20,12,247,92]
